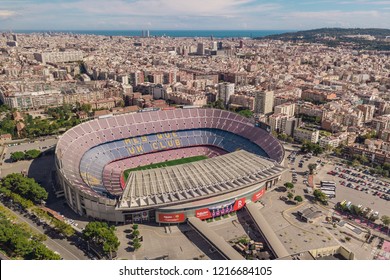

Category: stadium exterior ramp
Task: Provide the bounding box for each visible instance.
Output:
[245,202,290,259]
[187,217,245,260]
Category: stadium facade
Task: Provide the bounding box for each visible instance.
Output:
[55,108,285,223]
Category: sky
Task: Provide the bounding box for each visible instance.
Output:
[0,0,389,30]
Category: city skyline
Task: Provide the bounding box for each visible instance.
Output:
[0,0,390,31]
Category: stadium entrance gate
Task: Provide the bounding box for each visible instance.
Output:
[124,210,155,224]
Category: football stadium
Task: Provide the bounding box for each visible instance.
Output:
[55,108,286,223]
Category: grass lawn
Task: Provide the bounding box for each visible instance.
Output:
[123,155,208,181]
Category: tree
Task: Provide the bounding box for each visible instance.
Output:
[350,205,362,216]
[212,99,225,110]
[287,192,294,200]
[284,182,294,190]
[308,163,317,175]
[313,189,328,205]
[27,241,61,260]
[116,100,125,108]
[380,215,390,235]
[324,144,333,153]
[294,195,303,203]
[52,219,75,237]
[24,149,41,160]
[333,147,343,156]
[11,151,25,162]
[132,229,140,238]
[1,173,48,203]
[133,239,141,250]
[82,221,120,257]
[237,109,253,119]
[351,159,360,167]
[301,141,323,155]
[80,103,92,113]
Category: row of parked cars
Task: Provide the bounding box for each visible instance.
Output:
[327,168,390,201]
[341,200,380,218]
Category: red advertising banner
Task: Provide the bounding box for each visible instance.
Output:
[252,188,266,202]
[195,208,212,220]
[158,213,185,223]
[233,197,246,211]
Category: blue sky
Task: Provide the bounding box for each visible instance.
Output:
[0,0,389,30]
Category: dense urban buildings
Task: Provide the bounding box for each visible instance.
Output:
[1,30,390,262]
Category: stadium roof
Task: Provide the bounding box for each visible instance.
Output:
[118,150,285,209]
[56,108,284,199]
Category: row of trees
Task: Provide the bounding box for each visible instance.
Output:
[0,212,60,259]
[82,221,120,259]
[0,173,48,204]
[131,224,142,250]
[31,208,75,237]
[11,149,41,162]
[276,133,294,143]
[369,163,390,178]
[301,141,324,155]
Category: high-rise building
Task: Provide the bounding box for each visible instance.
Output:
[218,82,235,106]
[197,43,205,55]
[254,91,274,115]
[357,104,375,123]
[269,114,289,134]
[211,41,218,51]
[141,30,150,37]
[285,117,301,136]
[274,102,295,117]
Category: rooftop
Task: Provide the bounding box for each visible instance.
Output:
[119,150,285,209]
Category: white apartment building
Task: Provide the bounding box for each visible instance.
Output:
[274,102,295,117]
[294,127,319,143]
[34,51,83,64]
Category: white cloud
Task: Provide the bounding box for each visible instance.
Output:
[0,10,16,18]
[289,10,381,19]
[1,0,389,30]
[67,0,279,17]
[339,1,390,5]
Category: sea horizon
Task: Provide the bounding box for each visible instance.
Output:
[5,29,295,38]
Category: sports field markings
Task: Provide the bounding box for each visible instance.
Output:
[123,155,208,181]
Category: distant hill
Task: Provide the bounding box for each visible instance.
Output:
[258,28,390,51]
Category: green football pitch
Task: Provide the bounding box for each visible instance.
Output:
[123,155,208,181]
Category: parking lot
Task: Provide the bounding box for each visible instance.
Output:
[283,150,390,217]
[316,163,390,217]
[2,137,58,163]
